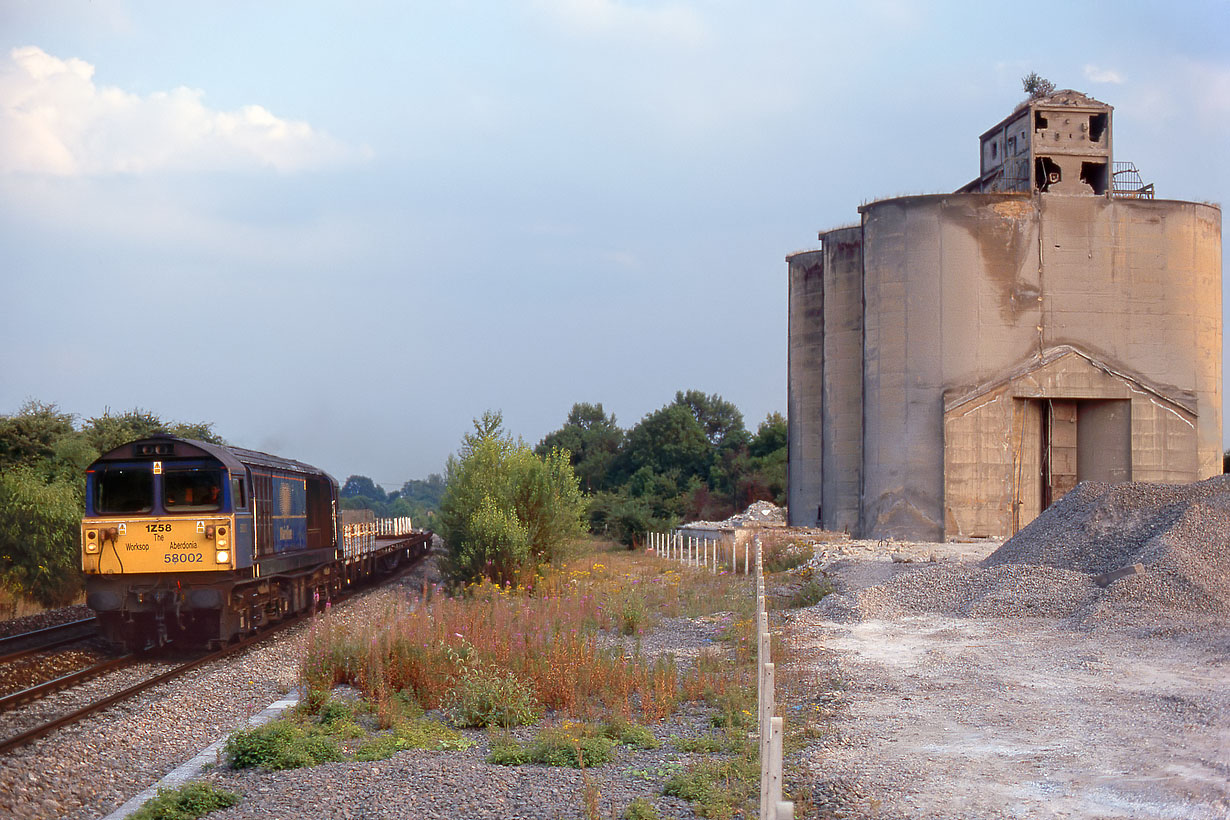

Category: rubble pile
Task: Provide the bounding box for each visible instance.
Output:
[819,476,1230,628]
[684,500,786,530]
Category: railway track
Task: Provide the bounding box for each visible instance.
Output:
[0,618,98,665]
[0,548,431,757]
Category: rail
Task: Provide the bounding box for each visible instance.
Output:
[0,617,98,665]
[645,530,792,818]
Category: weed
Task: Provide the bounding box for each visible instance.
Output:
[601,715,659,749]
[664,749,759,820]
[762,540,815,574]
[353,718,473,761]
[707,688,755,730]
[223,720,342,771]
[129,782,240,820]
[622,797,662,820]
[445,666,541,728]
[487,730,532,765]
[488,722,617,768]
[778,578,834,609]
[671,728,744,754]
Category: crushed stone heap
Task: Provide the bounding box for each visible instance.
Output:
[816,476,1230,628]
[684,500,786,530]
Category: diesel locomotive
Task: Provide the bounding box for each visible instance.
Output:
[80,434,429,649]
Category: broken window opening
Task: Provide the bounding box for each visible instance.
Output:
[1034,111,1048,131]
[991,142,998,160]
[1080,161,1108,195]
[1035,156,1061,192]
[1089,113,1107,142]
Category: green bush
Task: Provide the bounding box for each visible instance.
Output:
[440,412,586,586]
[445,666,541,728]
[223,720,342,770]
[129,782,240,820]
[0,468,84,607]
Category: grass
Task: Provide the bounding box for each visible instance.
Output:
[129,782,239,820]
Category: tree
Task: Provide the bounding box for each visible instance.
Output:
[1022,72,1056,99]
[0,401,75,473]
[439,412,586,586]
[83,408,223,456]
[617,403,711,492]
[341,475,388,504]
[536,403,623,493]
[673,390,747,450]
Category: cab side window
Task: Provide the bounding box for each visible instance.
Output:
[231,477,248,509]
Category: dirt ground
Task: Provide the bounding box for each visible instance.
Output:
[777,537,1230,820]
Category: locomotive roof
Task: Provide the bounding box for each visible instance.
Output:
[91,434,336,482]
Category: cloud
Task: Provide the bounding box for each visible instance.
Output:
[533,0,708,46]
[0,46,365,175]
[1083,64,1124,84]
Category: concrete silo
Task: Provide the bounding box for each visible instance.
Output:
[787,91,1223,540]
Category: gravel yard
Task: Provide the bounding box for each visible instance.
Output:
[778,478,1230,819]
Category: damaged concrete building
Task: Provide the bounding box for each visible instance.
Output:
[787,90,1223,540]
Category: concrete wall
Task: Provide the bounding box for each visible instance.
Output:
[786,250,824,527]
[793,191,1222,540]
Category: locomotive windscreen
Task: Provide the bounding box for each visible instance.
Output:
[164,467,225,512]
[94,466,154,514]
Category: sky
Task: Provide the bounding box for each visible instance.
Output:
[1,0,1228,490]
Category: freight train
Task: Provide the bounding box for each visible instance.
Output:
[80,434,431,650]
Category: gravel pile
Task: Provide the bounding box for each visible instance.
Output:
[817,477,1230,628]
[684,500,785,530]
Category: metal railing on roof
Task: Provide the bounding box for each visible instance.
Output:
[1112,161,1154,199]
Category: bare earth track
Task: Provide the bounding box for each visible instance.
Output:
[778,480,1230,819]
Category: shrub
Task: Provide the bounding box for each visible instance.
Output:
[129,782,240,820]
[0,469,84,607]
[440,412,586,586]
[223,720,342,770]
[446,666,541,728]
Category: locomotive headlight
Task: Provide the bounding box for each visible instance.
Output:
[215,550,230,564]
[85,530,99,553]
[216,526,228,547]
